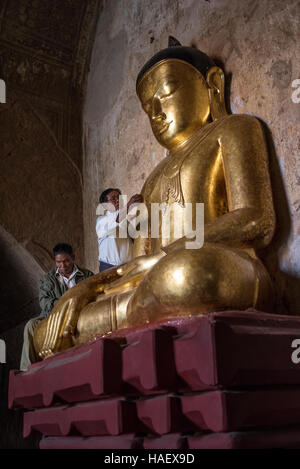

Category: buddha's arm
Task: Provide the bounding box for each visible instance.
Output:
[164,115,275,253]
[133,235,150,257]
[131,184,152,257]
[36,267,122,357]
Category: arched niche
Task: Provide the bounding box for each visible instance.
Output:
[0,225,44,368]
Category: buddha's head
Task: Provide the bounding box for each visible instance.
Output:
[136,38,226,150]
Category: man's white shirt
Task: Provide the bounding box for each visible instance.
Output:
[96,209,133,266]
[56,264,79,289]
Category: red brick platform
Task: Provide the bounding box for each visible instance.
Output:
[8,311,300,449]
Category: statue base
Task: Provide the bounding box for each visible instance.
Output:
[8,310,300,449]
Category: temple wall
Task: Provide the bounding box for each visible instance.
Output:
[0,0,100,342]
[0,1,100,448]
[83,0,300,314]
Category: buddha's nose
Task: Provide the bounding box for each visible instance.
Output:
[151,97,166,122]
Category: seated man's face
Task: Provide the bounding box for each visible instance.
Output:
[137,60,210,150]
[55,253,74,277]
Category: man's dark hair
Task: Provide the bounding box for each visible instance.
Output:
[99,188,121,204]
[53,243,74,257]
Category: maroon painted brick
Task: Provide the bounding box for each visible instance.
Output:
[9,338,122,409]
[24,398,142,437]
[181,388,300,432]
[122,328,176,395]
[23,405,68,437]
[188,427,300,449]
[143,433,188,449]
[39,427,300,450]
[40,435,143,449]
[10,311,300,414]
[66,398,141,436]
[136,394,192,434]
[174,310,300,390]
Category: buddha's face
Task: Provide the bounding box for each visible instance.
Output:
[137,59,210,150]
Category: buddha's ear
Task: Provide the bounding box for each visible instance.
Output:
[206,66,228,120]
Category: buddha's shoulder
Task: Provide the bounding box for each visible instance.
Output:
[212,114,263,135]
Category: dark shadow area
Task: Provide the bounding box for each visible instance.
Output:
[258,121,300,316]
[0,364,40,449]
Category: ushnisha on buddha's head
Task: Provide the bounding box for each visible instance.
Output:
[136,37,227,150]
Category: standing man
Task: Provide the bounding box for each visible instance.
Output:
[97,188,142,272]
[20,243,93,371]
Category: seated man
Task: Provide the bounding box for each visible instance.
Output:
[20,243,93,370]
[96,188,142,272]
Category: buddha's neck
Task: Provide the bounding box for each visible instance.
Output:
[168,118,221,157]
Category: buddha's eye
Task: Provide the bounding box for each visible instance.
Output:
[159,82,178,99]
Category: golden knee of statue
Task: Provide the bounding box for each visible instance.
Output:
[33,38,275,359]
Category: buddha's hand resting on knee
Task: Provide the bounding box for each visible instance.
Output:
[38,266,122,358]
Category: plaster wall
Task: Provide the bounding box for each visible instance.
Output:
[83,0,300,314]
[0,0,100,279]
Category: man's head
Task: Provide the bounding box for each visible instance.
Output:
[136,38,226,149]
[99,188,121,212]
[53,243,75,277]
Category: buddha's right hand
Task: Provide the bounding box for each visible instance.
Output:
[36,267,122,358]
[38,295,81,358]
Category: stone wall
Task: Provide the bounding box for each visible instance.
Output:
[0,0,100,330]
[0,1,100,448]
[0,0,101,277]
[83,0,300,314]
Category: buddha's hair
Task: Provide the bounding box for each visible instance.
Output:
[136,37,215,88]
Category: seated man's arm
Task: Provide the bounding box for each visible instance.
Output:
[38,275,60,318]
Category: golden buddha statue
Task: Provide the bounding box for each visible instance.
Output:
[33,39,275,359]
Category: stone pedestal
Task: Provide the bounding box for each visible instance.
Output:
[8,311,300,449]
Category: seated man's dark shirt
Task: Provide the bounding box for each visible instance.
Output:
[39,266,94,318]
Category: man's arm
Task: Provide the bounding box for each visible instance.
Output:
[96,195,143,240]
[38,275,60,318]
[96,211,128,239]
